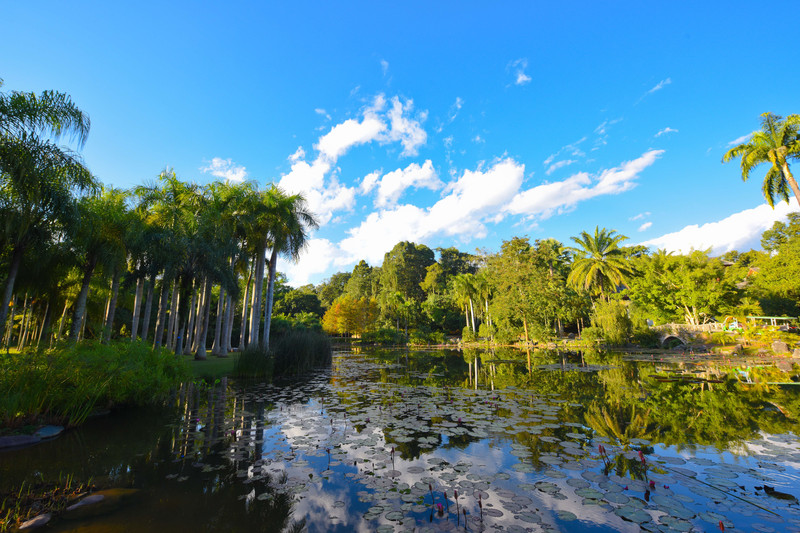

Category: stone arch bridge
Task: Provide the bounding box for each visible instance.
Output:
[651,323,723,347]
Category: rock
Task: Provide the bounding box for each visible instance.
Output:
[34,425,64,440]
[19,513,51,529]
[63,489,140,520]
[792,348,800,359]
[0,434,41,450]
[731,344,743,355]
[772,340,790,354]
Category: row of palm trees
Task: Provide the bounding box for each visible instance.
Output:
[0,81,318,357]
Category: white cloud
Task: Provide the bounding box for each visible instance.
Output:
[382,96,427,156]
[279,238,346,286]
[315,114,386,162]
[630,212,651,221]
[641,201,798,254]
[509,58,531,86]
[289,146,305,162]
[638,221,652,232]
[655,127,678,137]
[339,158,525,264]
[380,59,389,75]
[508,150,663,219]
[545,159,577,175]
[277,158,355,225]
[374,160,441,208]
[727,133,752,147]
[544,137,586,166]
[359,170,381,195]
[472,135,485,144]
[200,157,247,183]
[647,77,672,94]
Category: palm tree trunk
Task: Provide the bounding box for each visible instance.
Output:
[131,276,144,341]
[212,286,225,355]
[185,282,199,354]
[191,279,207,353]
[55,299,69,346]
[70,258,97,341]
[166,282,178,350]
[469,298,476,332]
[36,299,52,350]
[141,276,154,342]
[3,296,16,350]
[781,163,800,208]
[249,246,266,347]
[103,267,121,343]
[153,276,171,350]
[224,292,234,354]
[195,277,212,360]
[17,297,31,350]
[0,246,24,343]
[262,248,279,351]
[239,265,252,349]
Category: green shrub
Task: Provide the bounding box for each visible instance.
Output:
[408,329,445,346]
[361,328,407,345]
[580,326,604,343]
[461,326,477,343]
[0,341,190,428]
[590,300,632,345]
[233,344,274,379]
[632,328,661,348]
[270,329,332,376]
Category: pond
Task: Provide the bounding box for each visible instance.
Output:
[3,347,800,532]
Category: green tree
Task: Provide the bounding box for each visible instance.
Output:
[723,112,800,208]
[567,227,631,301]
[379,241,435,305]
[317,272,351,308]
[0,82,94,341]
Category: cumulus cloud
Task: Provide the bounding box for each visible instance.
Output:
[638,221,652,232]
[278,238,347,286]
[339,158,525,264]
[509,150,663,219]
[630,212,651,221]
[289,146,305,162]
[315,114,386,162]
[200,157,247,183]
[509,58,531,86]
[383,96,427,156]
[360,170,381,195]
[374,160,441,208]
[655,127,678,137]
[641,201,798,254]
[277,158,355,225]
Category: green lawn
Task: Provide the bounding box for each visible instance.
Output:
[186,352,239,380]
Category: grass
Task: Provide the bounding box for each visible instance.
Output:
[0,474,95,532]
[233,328,333,379]
[187,352,239,381]
[0,341,190,429]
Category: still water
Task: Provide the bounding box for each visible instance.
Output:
[3,347,800,532]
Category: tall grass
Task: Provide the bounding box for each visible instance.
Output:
[0,341,190,429]
[234,328,332,379]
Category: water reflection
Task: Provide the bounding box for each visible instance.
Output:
[2,347,799,532]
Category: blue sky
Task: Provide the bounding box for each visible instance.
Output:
[4,1,799,285]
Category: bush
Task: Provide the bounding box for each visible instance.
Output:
[632,328,661,348]
[580,326,604,343]
[409,329,445,346]
[360,328,407,345]
[591,300,632,345]
[233,344,273,379]
[461,326,477,343]
[0,341,190,428]
[271,329,332,376]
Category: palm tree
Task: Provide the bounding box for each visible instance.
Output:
[262,189,318,351]
[567,227,631,301]
[723,112,800,208]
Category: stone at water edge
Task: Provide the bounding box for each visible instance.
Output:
[63,489,141,520]
[772,340,790,355]
[792,348,800,359]
[19,513,52,529]
[0,434,41,450]
[34,425,64,440]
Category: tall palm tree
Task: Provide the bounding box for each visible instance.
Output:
[567,227,631,301]
[0,81,93,342]
[262,188,318,351]
[723,112,800,208]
